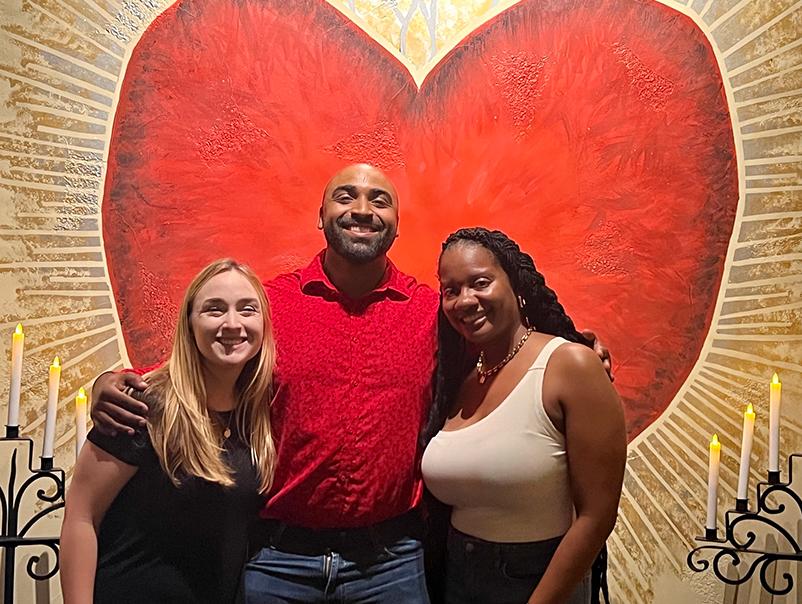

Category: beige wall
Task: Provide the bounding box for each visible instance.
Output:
[0,0,800,602]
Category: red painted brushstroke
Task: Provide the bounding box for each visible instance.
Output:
[102,0,738,439]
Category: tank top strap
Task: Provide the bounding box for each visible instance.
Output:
[531,336,569,371]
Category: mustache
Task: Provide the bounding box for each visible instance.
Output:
[336,216,384,231]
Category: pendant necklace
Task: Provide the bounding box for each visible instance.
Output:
[476,328,534,385]
[215,411,234,440]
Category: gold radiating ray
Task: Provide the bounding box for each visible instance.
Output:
[0,309,114,330]
[740,106,802,128]
[622,479,679,570]
[10,166,102,180]
[729,37,802,78]
[0,66,110,113]
[0,148,102,163]
[16,212,98,219]
[730,253,802,267]
[717,301,802,320]
[27,63,116,98]
[0,132,103,155]
[615,498,656,566]
[0,229,101,236]
[720,0,802,60]
[28,0,125,59]
[708,346,802,374]
[49,276,106,282]
[740,210,802,221]
[717,322,794,331]
[736,87,802,108]
[640,436,707,519]
[745,154,802,165]
[26,325,116,357]
[609,531,650,600]
[720,291,791,301]
[733,63,802,93]
[15,102,109,125]
[36,126,107,142]
[0,177,98,194]
[707,0,751,31]
[686,383,743,434]
[4,30,119,81]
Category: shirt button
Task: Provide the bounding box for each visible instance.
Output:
[465,542,475,553]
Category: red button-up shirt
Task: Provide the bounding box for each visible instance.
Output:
[263,252,439,528]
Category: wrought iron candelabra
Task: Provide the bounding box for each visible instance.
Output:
[688,453,802,596]
[0,425,64,604]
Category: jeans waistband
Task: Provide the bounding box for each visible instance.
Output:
[259,509,424,556]
[448,525,564,556]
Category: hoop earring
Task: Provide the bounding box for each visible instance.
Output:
[517,295,532,329]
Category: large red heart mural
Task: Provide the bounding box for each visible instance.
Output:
[102,0,738,439]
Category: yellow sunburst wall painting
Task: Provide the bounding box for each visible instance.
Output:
[1,1,800,603]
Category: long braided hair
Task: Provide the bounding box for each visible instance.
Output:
[422,227,591,447]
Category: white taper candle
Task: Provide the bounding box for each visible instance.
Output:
[736,403,756,501]
[706,434,721,531]
[7,324,24,428]
[769,373,782,474]
[42,356,61,459]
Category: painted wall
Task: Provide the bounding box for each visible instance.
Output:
[0,0,800,602]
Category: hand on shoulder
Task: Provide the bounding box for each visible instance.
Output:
[547,340,622,421]
[551,341,610,379]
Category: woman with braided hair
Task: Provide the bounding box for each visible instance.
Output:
[421,227,626,604]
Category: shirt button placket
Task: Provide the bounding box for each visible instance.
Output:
[351,311,358,388]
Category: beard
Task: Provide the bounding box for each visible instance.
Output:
[323,216,397,264]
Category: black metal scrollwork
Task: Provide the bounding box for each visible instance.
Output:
[0,433,65,604]
[687,454,802,596]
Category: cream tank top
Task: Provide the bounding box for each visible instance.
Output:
[421,337,573,543]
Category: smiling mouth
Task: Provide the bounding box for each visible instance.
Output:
[460,315,487,329]
[343,224,380,234]
[217,337,247,347]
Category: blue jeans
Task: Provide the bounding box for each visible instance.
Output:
[244,536,430,603]
[445,527,590,604]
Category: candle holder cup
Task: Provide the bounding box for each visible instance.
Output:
[0,434,64,604]
[703,527,720,541]
[688,453,802,596]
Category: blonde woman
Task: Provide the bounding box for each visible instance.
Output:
[60,259,276,604]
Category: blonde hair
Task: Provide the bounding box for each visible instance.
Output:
[143,258,276,492]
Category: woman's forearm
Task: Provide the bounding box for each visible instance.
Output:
[526,515,613,604]
[60,516,99,604]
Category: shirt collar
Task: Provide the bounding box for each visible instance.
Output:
[300,250,412,301]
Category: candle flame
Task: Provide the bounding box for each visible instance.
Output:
[52,356,60,368]
[14,323,22,336]
[746,402,754,416]
[77,387,86,399]
[711,434,719,446]
[772,372,780,385]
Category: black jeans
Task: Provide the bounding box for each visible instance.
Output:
[445,527,590,604]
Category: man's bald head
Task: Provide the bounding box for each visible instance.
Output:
[322,164,399,207]
[318,164,400,264]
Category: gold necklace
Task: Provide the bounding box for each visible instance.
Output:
[476,328,534,384]
[214,411,234,440]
